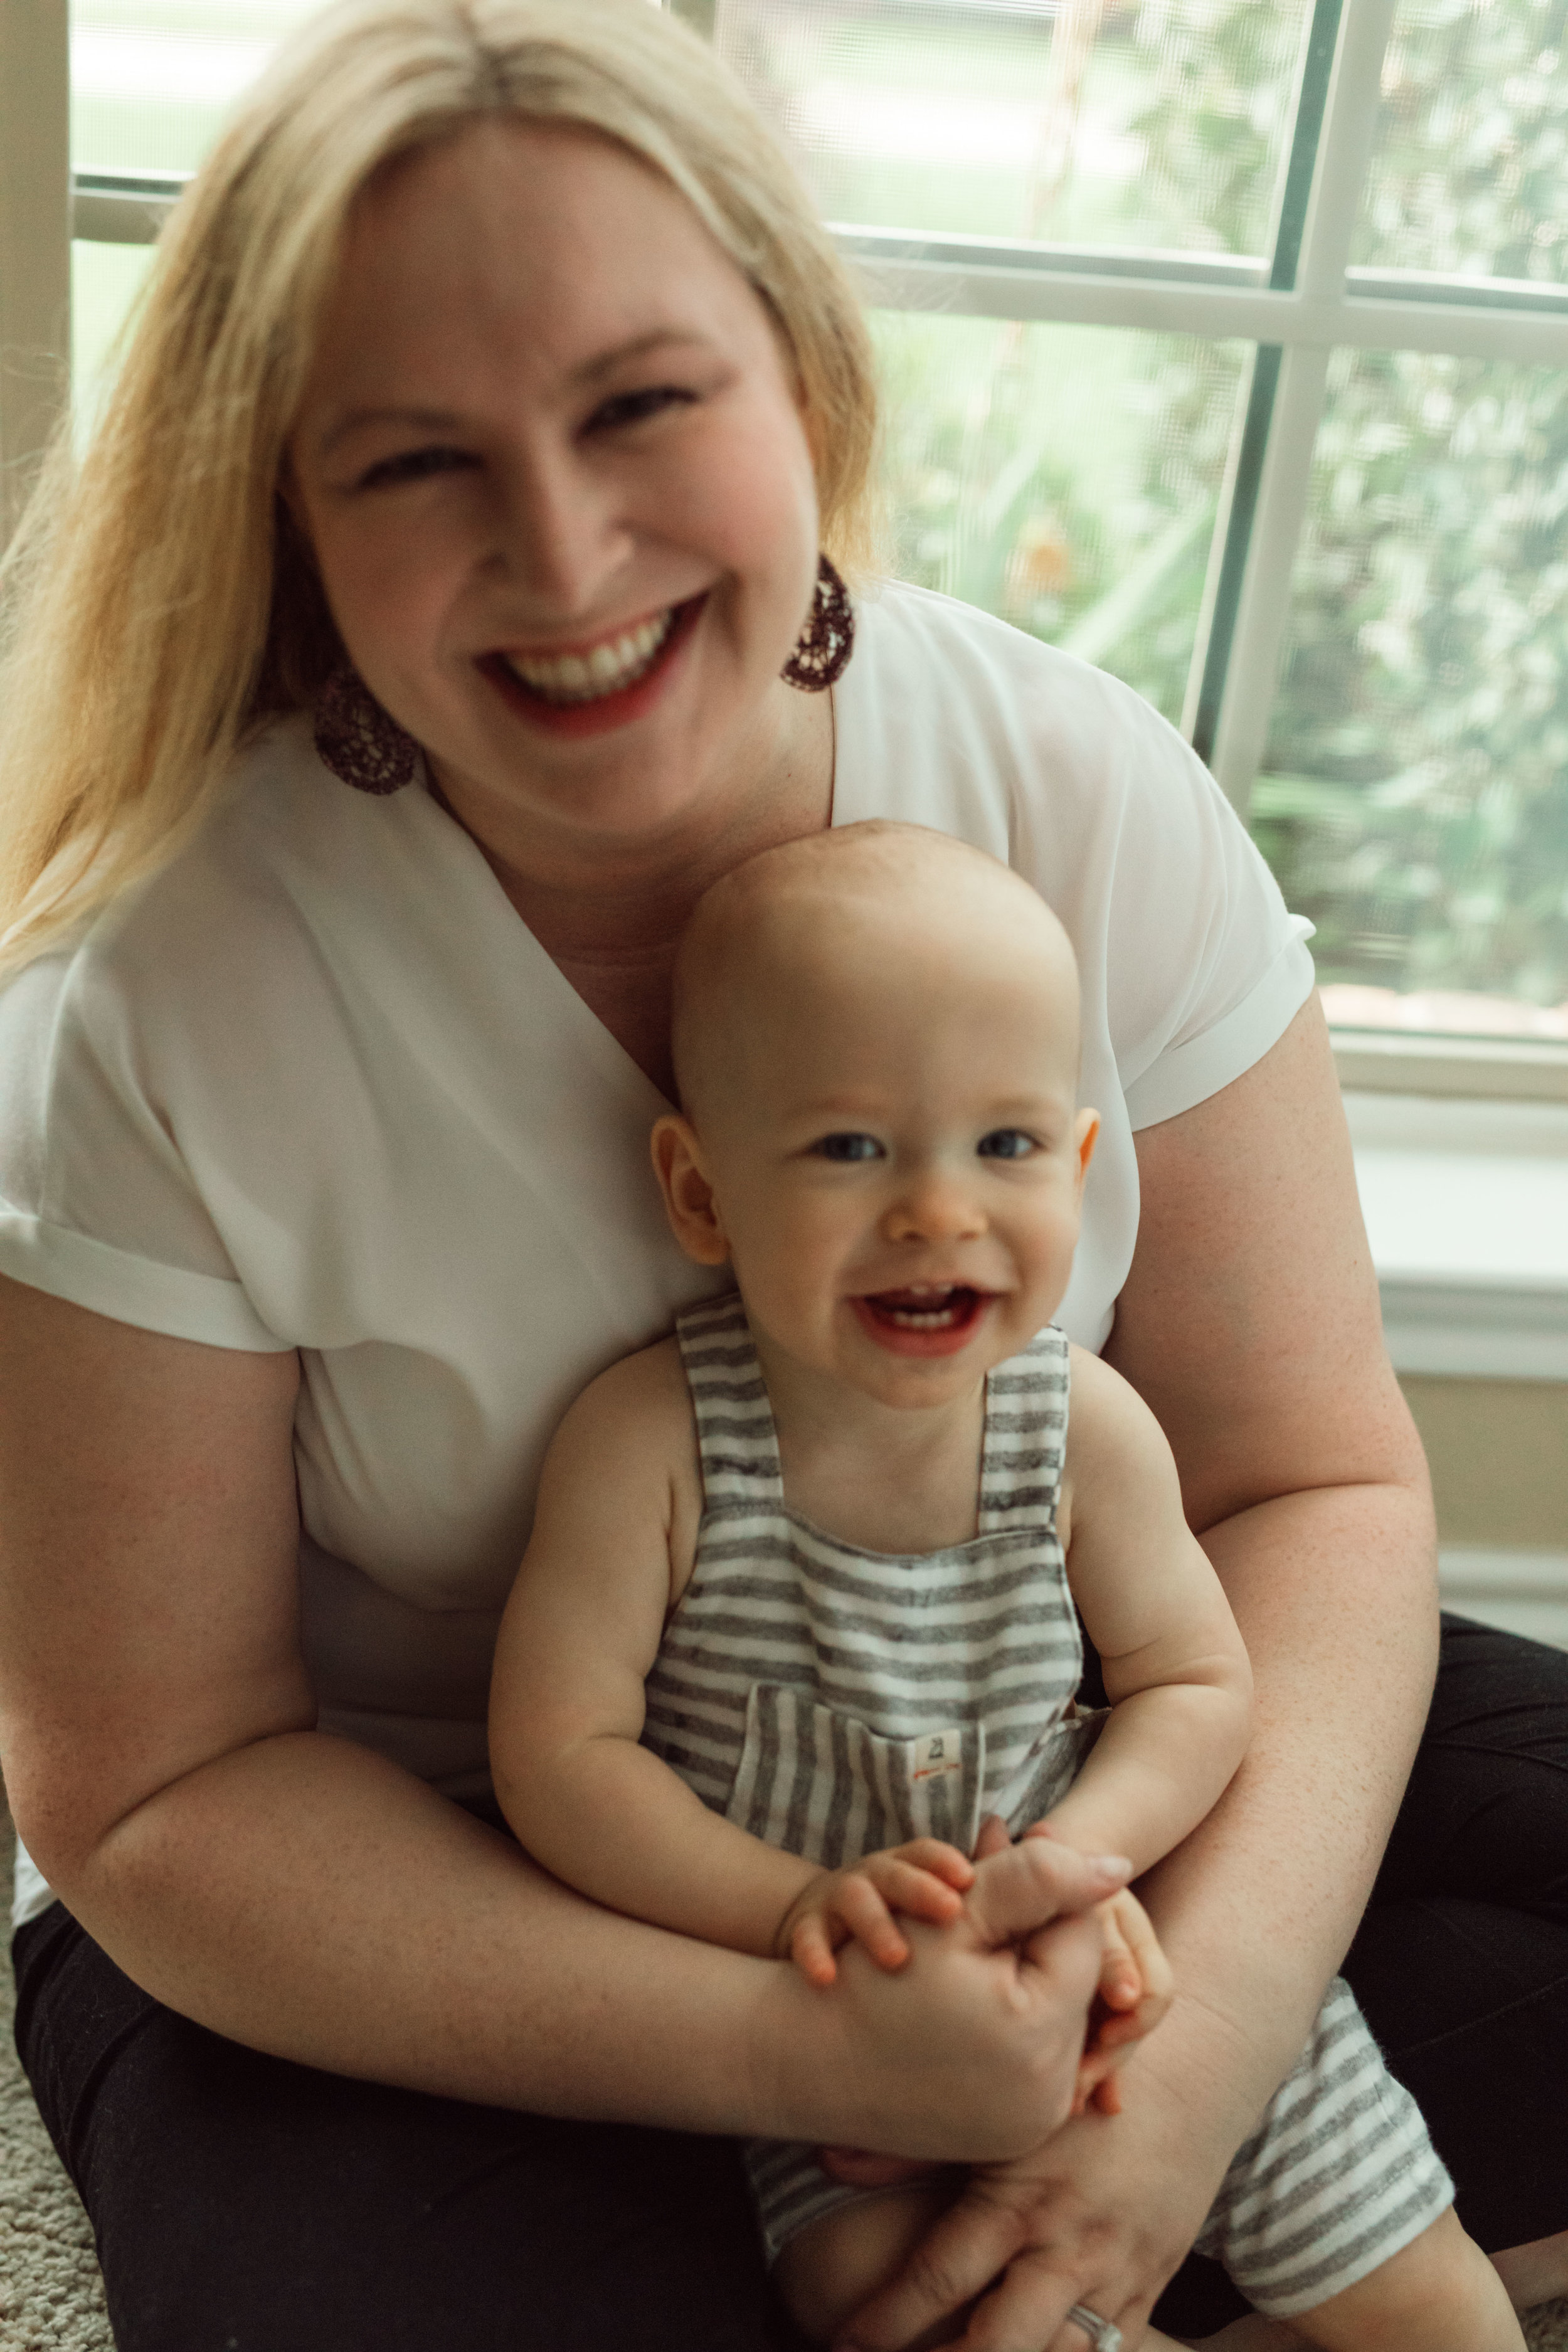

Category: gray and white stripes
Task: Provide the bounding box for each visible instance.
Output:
[1196,1976,1453,2315]
[643,1293,1453,2304]
[643,1295,1091,1865]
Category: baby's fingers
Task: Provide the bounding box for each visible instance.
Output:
[833,1875,912,1971]
[862,1855,966,1927]
[889,1839,975,1892]
[1096,1901,1143,2013]
[789,1915,841,1988]
[1106,1888,1174,2036]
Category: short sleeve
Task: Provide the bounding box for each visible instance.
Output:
[0,942,291,1350]
[991,634,1316,1129]
[1081,686,1315,1129]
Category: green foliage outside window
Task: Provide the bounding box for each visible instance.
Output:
[761,0,1568,1014]
[1258,1,1568,1010]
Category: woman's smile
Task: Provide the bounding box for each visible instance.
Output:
[492,601,687,704]
[477,593,707,738]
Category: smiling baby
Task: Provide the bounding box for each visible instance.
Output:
[490,822,1516,2352]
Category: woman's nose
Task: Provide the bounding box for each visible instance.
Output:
[491,446,632,615]
[881,1170,986,1245]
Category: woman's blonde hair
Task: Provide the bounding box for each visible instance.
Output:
[0,0,879,970]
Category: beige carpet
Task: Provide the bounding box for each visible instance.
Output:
[1,1802,112,2352]
[2,1799,1565,2351]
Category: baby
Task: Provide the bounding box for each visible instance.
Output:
[490,823,1521,2352]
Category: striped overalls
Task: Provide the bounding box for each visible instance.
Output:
[642,1295,1453,2314]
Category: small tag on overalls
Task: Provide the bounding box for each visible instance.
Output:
[911,1728,965,1783]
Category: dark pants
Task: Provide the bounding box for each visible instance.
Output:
[13,1617,1568,2349]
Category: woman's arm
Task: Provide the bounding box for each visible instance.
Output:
[0,1276,1115,2159]
[841,994,1438,2349]
[1110,993,1436,2026]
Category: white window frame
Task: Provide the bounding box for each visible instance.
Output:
[3,0,1565,1109]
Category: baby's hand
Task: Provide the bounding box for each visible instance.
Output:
[1011,1822,1173,2117]
[775,1840,976,1986]
[1070,1885,1173,2116]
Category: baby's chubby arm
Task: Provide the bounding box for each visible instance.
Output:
[1046,1346,1254,1876]
[490,1343,967,1969]
[490,1340,821,1954]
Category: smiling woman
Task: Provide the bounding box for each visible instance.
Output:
[0,1,872,991]
[287,120,824,882]
[1,4,1565,2351]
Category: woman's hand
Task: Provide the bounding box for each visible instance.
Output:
[765,1836,1133,2167]
[815,1818,1169,2186]
[832,1996,1249,2352]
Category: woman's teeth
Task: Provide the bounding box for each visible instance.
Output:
[501,608,677,705]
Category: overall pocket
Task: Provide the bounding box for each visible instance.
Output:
[724,1680,988,1866]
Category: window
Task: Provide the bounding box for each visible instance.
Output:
[11,0,1568,1066]
[701,0,1568,1057]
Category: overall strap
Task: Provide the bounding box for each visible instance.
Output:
[978,1324,1070,1534]
[674,1292,785,1513]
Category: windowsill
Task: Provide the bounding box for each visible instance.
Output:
[1332,1027,1568,1104]
[1343,1090,1568,1381]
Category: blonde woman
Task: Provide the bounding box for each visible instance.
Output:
[0,4,1562,2348]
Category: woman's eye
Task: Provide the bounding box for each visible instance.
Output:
[977,1129,1036,1161]
[812,1133,882,1163]
[358,445,475,490]
[585,384,696,434]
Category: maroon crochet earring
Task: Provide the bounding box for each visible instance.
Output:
[313,666,420,795]
[781,553,854,691]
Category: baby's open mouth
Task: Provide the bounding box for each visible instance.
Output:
[859,1285,986,1333]
[492,599,694,707]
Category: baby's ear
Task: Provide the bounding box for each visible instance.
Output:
[650,1115,731,1266]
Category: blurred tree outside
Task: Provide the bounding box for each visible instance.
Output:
[725,0,1568,1018]
[1258,1,1568,1015]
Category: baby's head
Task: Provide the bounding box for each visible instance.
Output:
[652,822,1098,1404]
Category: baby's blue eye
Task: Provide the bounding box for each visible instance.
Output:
[812,1133,882,1162]
[977,1129,1036,1160]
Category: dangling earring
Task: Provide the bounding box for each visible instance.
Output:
[781,553,855,692]
[313,666,420,795]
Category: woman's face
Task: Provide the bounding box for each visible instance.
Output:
[289,119,822,847]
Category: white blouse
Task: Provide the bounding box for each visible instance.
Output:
[0,582,1313,1923]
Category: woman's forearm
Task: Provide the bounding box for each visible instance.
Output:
[1133,1471,1437,2112]
[43,1726,1109,2161]
[55,1728,819,2127]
